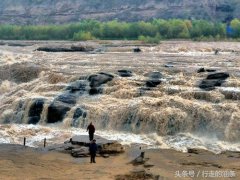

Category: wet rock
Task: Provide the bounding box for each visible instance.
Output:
[47,101,71,123]
[88,73,114,95]
[206,72,229,80]
[89,87,103,95]
[197,68,217,73]
[72,107,87,127]
[73,108,86,119]
[88,73,114,90]
[144,71,163,88]
[55,93,77,104]
[199,79,223,90]
[146,79,161,87]
[28,117,40,125]
[199,72,230,90]
[70,135,124,154]
[206,69,217,72]
[36,45,94,52]
[164,64,174,68]
[118,70,133,77]
[133,48,141,52]
[197,68,206,73]
[65,80,87,94]
[28,98,44,124]
[37,47,73,52]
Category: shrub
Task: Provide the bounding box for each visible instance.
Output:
[73,31,95,41]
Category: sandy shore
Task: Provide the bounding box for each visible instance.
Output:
[0,144,239,180]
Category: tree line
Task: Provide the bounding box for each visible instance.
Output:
[0,19,239,43]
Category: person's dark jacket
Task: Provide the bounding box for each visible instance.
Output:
[89,143,98,154]
[87,124,95,134]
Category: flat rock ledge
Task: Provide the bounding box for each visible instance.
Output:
[46,135,125,158]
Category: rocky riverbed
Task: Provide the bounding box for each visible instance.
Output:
[0,40,240,179]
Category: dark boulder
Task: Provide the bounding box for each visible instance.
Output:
[28,99,45,124]
[206,69,217,72]
[36,47,73,52]
[143,71,163,89]
[199,72,230,90]
[89,87,103,95]
[65,80,87,94]
[73,108,87,119]
[199,79,223,90]
[146,79,161,87]
[197,68,206,73]
[88,73,114,88]
[206,72,229,80]
[133,48,141,52]
[72,107,87,127]
[197,68,217,73]
[55,93,77,104]
[36,45,94,52]
[118,70,133,77]
[28,117,42,125]
[99,72,114,78]
[47,101,71,123]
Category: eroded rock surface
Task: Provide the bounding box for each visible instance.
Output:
[36,45,94,52]
[199,72,230,90]
[46,135,124,158]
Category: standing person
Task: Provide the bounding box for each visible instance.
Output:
[89,139,97,163]
[87,122,95,141]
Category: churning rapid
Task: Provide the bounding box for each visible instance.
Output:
[0,40,240,153]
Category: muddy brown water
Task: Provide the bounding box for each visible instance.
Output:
[0,40,239,152]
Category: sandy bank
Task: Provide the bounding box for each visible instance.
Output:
[0,144,239,180]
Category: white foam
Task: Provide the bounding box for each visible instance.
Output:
[219,87,240,92]
[0,124,239,153]
[163,133,240,153]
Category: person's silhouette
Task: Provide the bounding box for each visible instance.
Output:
[89,139,97,163]
[87,122,95,141]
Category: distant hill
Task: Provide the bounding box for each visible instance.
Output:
[0,0,239,25]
